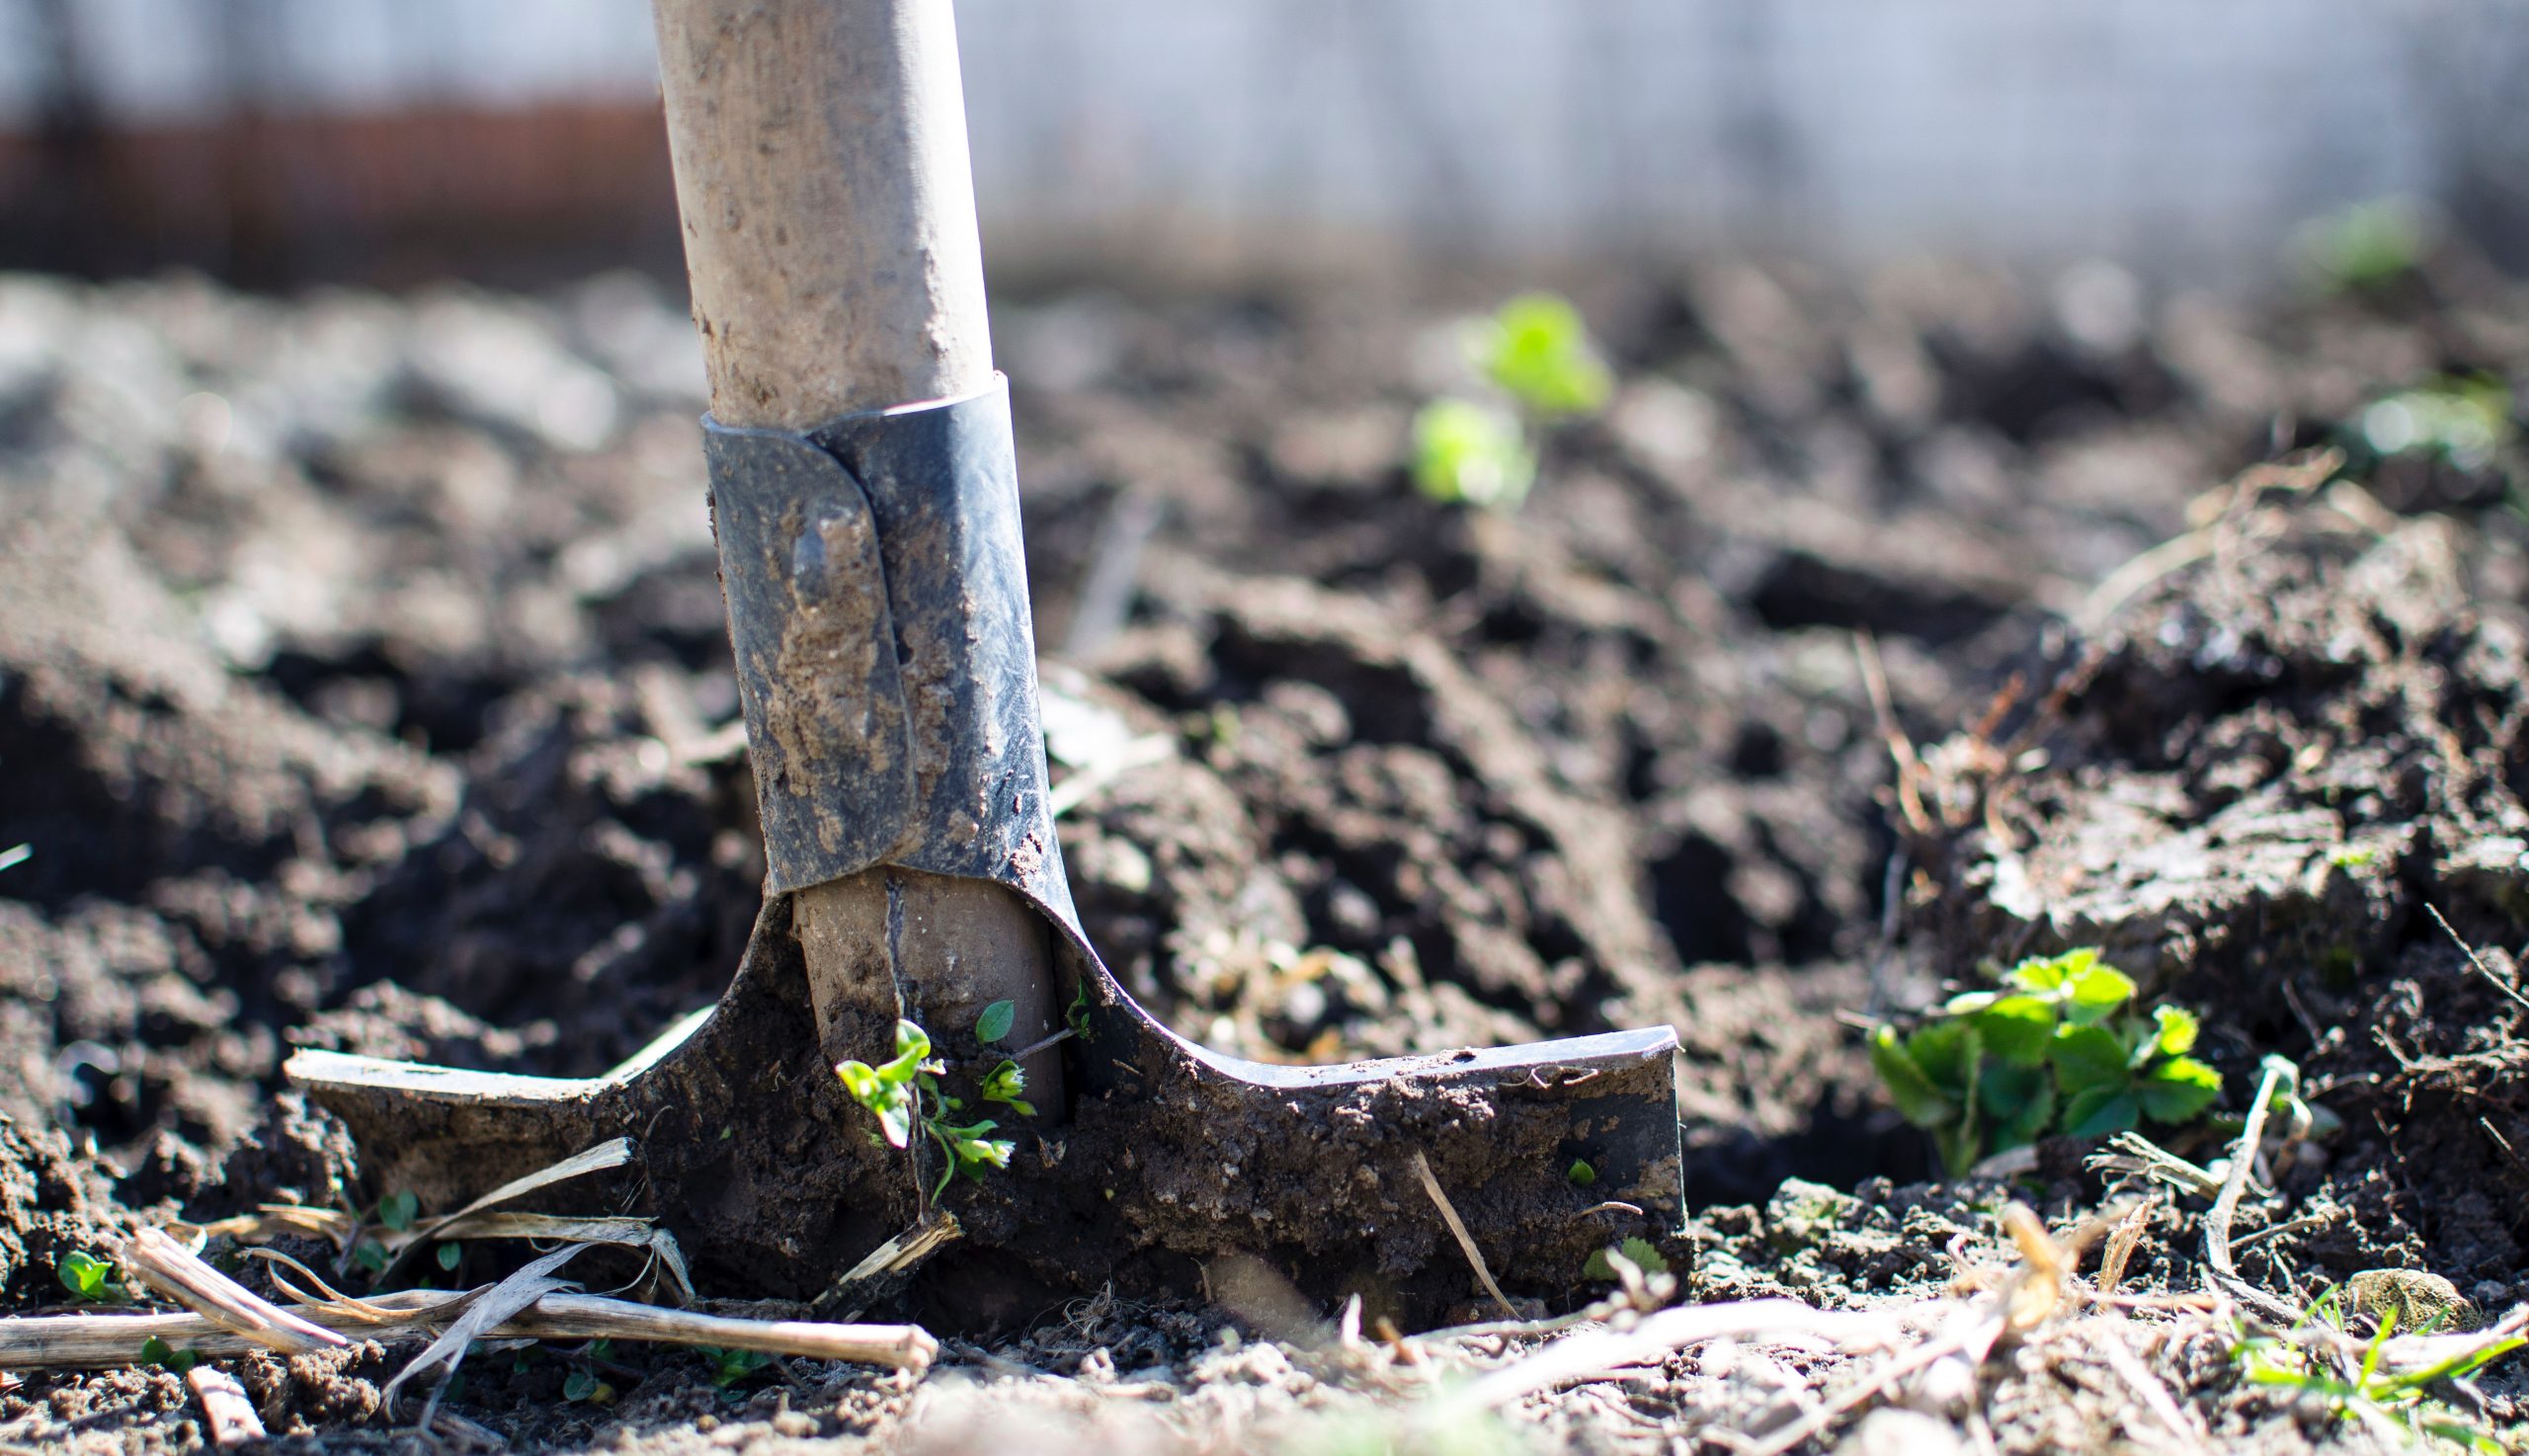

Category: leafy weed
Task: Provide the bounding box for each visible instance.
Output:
[1870,948,2223,1174]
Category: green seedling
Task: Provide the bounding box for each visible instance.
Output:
[57,1251,124,1304]
[139,1335,200,1375]
[2353,374,2514,473]
[354,1240,389,1274]
[2234,1292,2525,1452]
[1412,399,1534,510]
[1472,292,1614,419]
[436,1243,462,1272]
[1412,292,1612,514]
[1065,980,1094,1038]
[699,1346,771,1390]
[2327,845,2377,869]
[979,1059,1035,1118]
[1870,948,2224,1174]
[836,1017,1020,1200]
[1567,1158,1596,1187]
[1584,1237,1670,1281]
[562,1368,615,1405]
[377,1188,420,1233]
[2297,199,2429,294]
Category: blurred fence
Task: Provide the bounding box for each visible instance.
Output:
[2,0,2522,285]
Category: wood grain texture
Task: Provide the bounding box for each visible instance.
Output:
[653,0,993,427]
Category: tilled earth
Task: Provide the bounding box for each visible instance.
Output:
[3,253,2529,1452]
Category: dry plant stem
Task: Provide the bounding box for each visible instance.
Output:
[2096,1198,2155,1298]
[385,1246,589,1423]
[2425,903,2529,1014]
[0,1290,937,1373]
[123,1227,347,1355]
[2205,1059,2301,1324]
[186,1366,267,1449]
[1744,1307,2003,1456]
[2082,1320,2209,1453]
[1450,1298,1923,1413]
[1410,1151,1518,1321]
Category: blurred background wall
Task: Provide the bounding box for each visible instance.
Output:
[0,0,2520,288]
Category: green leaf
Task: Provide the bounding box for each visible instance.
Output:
[1869,1025,1958,1129]
[1475,293,1612,418]
[2004,948,2096,995]
[1971,995,2058,1068]
[2050,1024,2131,1092]
[2150,1005,2200,1058]
[1584,1237,1670,1280]
[139,1335,199,1374]
[354,1241,388,1274]
[2062,962,2139,1025]
[1616,1237,1670,1275]
[1413,399,1535,511]
[436,1243,461,1272]
[837,1060,916,1148]
[1567,1159,1596,1187]
[378,1189,419,1232]
[1979,1064,2056,1151]
[1905,1019,1980,1093]
[975,1000,1017,1045]
[564,1369,599,1402]
[708,1348,771,1388]
[2061,1086,2143,1140]
[2138,1057,2223,1123]
[980,1059,1035,1117]
[58,1251,119,1302]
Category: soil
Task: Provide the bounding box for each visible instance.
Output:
[2,250,2528,1451]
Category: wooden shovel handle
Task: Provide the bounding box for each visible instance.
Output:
[653,0,992,426]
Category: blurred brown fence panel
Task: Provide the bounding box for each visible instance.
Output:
[0,100,679,285]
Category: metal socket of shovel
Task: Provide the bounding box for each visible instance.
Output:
[286,0,1683,1327]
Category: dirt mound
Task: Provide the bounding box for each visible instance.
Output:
[1913,496,2529,1296]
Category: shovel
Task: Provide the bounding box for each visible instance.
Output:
[287,0,1683,1326]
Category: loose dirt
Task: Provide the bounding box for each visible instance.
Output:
[3,254,2528,1450]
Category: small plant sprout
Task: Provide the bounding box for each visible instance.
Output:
[56,1250,124,1304]
[1567,1158,1597,1187]
[2233,1290,2525,1451]
[562,1368,615,1405]
[699,1346,772,1391]
[377,1188,420,1233]
[1870,947,2224,1174]
[836,1017,1021,1200]
[2355,374,2515,473]
[1584,1237,1670,1281]
[1472,292,1614,419]
[139,1335,200,1375]
[1412,398,1534,510]
[2297,198,2430,294]
[979,1060,1034,1118]
[836,1019,932,1150]
[2327,844,2377,869]
[1412,292,1612,513]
